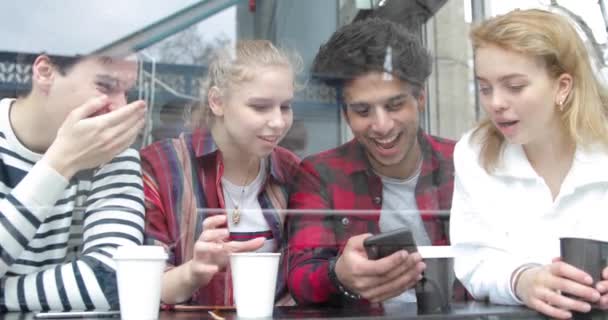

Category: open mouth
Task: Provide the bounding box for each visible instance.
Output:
[371,133,402,149]
[497,120,518,128]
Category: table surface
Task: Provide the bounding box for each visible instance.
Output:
[4,302,608,320]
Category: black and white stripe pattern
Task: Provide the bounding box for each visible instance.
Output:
[0,98,145,311]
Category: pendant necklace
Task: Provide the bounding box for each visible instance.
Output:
[225,161,256,225]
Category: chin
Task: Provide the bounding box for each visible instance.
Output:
[254,148,274,158]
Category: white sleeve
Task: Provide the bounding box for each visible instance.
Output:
[1,149,145,311]
[0,160,68,276]
[449,135,527,305]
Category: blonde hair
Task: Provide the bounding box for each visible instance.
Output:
[470,9,608,172]
[190,40,302,128]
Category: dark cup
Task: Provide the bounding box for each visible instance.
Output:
[560,237,608,284]
[415,257,454,314]
[560,237,608,318]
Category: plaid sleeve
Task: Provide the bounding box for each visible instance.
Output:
[141,149,176,268]
[287,160,343,305]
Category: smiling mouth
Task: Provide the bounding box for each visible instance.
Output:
[371,133,401,149]
[259,136,279,143]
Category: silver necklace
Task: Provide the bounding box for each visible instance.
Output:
[224,161,257,225]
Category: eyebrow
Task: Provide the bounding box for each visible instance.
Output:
[476,74,528,82]
[246,97,293,105]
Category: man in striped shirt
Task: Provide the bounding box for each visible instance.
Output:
[0,53,146,311]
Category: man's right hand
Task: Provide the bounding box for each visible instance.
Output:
[334,233,425,303]
[42,95,146,179]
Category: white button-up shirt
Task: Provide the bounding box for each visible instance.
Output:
[450,130,608,305]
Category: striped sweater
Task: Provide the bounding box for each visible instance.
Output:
[0,98,145,311]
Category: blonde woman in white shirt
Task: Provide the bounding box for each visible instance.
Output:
[450,9,608,319]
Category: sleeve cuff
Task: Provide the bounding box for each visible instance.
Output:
[509,263,542,304]
[12,160,69,210]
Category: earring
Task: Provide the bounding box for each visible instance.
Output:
[558,99,565,112]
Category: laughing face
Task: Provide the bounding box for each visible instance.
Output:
[343,72,423,179]
[475,44,564,146]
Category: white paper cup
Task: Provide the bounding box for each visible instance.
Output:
[230,252,280,318]
[114,245,167,320]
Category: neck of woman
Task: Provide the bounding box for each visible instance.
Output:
[523,127,575,199]
[524,126,575,171]
[211,124,261,186]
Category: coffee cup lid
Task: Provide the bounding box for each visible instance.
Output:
[114,245,168,260]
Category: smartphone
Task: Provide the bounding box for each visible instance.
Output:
[34,310,120,319]
[363,228,417,260]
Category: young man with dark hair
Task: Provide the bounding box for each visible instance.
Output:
[287,18,456,306]
[0,53,146,311]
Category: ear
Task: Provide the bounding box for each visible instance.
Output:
[555,73,573,106]
[416,91,426,113]
[31,55,56,95]
[207,86,225,117]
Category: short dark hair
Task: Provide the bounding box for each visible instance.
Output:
[311,18,431,97]
[16,53,82,97]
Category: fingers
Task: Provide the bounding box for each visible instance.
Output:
[68,95,111,121]
[365,260,426,302]
[191,241,227,282]
[542,286,593,313]
[342,233,408,277]
[93,100,146,127]
[202,215,228,231]
[556,279,600,304]
[550,261,594,286]
[99,117,145,156]
[225,237,266,253]
[598,267,608,293]
[346,233,372,253]
[90,101,146,144]
[356,250,409,276]
[597,293,608,310]
[520,263,600,318]
[549,262,599,303]
[528,294,573,319]
[364,252,424,291]
[200,228,229,243]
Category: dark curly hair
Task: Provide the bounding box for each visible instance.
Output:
[312,18,431,98]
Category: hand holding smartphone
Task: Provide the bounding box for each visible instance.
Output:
[363,228,417,260]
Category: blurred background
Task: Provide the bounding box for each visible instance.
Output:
[1,0,606,157]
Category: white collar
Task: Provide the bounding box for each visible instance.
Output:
[494,142,608,189]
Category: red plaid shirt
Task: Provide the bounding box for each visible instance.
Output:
[287,130,456,305]
[141,130,300,306]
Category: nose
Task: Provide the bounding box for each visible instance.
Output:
[370,107,393,136]
[267,106,287,130]
[486,91,508,113]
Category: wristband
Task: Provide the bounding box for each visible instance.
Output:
[328,257,361,300]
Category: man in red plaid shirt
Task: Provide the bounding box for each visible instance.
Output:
[287,19,457,306]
